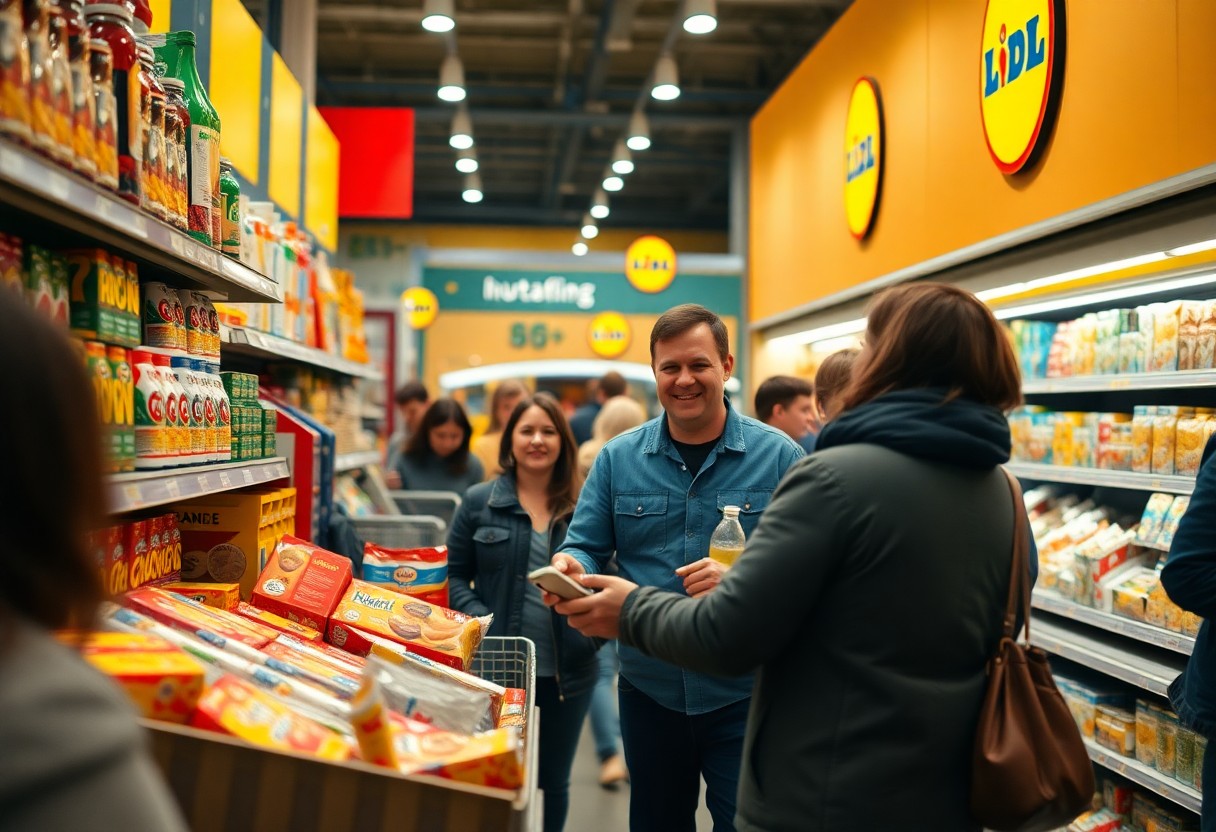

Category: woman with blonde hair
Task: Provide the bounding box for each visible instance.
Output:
[577,395,648,480]
[471,379,530,480]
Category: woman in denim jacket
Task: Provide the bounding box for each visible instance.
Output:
[447,393,598,832]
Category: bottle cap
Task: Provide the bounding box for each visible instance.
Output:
[723,505,740,519]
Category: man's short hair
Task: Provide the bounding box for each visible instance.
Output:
[649,304,729,361]
[394,381,429,406]
[754,375,813,421]
[599,371,628,399]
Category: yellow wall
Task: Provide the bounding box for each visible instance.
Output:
[751,0,1216,323]
[208,0,263,184]
[305,107,340,252]
[343,222,729,254]
[268,54,303,219]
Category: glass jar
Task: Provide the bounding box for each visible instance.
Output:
[45,4,72,164]
[88,36,116,189]
[58,0,93,177]
[136,41,163,219]
[24,0,54,155]
[0,0,32,142]
[86,3,139,203]
[160,75,186,230]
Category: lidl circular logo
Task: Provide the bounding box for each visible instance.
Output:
[401,287,439,330]
[844,77,883,240]
[979,0,1064,174]
[625,236,676,293]
[587,312,631,359]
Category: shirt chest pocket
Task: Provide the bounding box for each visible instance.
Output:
[614,492,668,555]
[472,525,513,571]
[716,489,772,537]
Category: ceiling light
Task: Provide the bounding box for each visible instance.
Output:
[421,0,455,33]
[993,271,1216,320]
[449,108,473,149]
[651,55,680,101]
[768,318,867,349]
[611,140,634,175]
[626,111,651,151]
[1166,238,1216,257]
[581,214,599,239]
[683,0,717,34]
[462,172,483,203]
[590,189,609,219]
[602,174,624,192]
[437,54,466,102]
[975,252,1170,303]
[454,148,478,173]
[572,241,588,256]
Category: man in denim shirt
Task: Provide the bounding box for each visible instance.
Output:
[551,305,803,832]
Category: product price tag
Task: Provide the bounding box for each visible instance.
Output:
[123,483,142,506]
[46,171,70,201]
[1109,378,1132,390]
[164,478,181,499]
[196,474,212,492]
[218,471,233,488]
[242,468,255,485]
[0,147,25,178]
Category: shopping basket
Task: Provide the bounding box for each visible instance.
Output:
[388,490,463,526]
[349,514,447,548]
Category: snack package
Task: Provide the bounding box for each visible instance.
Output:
[391,717,523,790]
[498,688,527,729]
[1094,705,1135,756]
[273,633,368,675]
[1055,674,1133,738]
[192,674,353,762]
[260,638,362,700]
[1197,301,1216,370]
[1157,496,1190,551]
[251,536,353,632]
[328,580,491,671]
[1174,415,1209,477]
[65,630,205,724]
[236,601,323,643]
[1110,568,1161,622]
[123,587,279,648]
[1156,709,1179,777]
[1066,808,1122,832]
[1151,408,1183,475]
[1151,301,1181,373]
[1179,301,1204,371]
[365,654,500,734]
[350,667,400,768]
[1135,700,1160,767]
[1101,777,1134,817]
[1135,493,1176,548]
[1131,407,1155,474]
[158,581,240,612]
[362,544,449,608]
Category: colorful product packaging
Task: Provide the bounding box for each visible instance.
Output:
[251,536,353,632]
[350,670,400,768]
[159,581,240,612]
[235,601,323,643]
[391,717,523,790]
[362,544,449,607]
[68,630,205,724]
[177,489,290,599]
[498,688,527,730]
[366,654,500,735]
[66,248,139,346]
[123,586,279,648]
[127,513,181,589]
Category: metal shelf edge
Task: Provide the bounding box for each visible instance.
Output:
[1024,370,1216,394]
[334,451,382,472]
[1031,619,1181,696]
[1082,738,1202,813]
[222,326,384,380]
[106,457,291,513]
[1032,593,1196,656]
[1005,463,1196,495]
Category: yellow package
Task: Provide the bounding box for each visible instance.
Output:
[1131,407,1155,474]
[1179,301,1204,371]
[159,581,240,612]
[67,631,205,724]
[1151,301,1181,372]
[1151,409,1182,475]
[1174,415,1209,477]
[392,718,524,790]
[1197,300,1216,370]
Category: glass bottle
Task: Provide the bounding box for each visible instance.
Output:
[57,0,94,178]
[708,506,746,567]
[24,0,54,155]
[44,2,71,164]
[136,41,164,220]
[219,156,241,259]
[161,75,188,230]
[88,36,116,189]
[86,3,141,203]
[0,0,32,143]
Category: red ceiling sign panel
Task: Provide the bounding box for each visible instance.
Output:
[318,107,415,219]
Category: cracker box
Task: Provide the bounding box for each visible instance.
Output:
[260,639,362,700]
[391,717,523,790]
[159,581,240,612]
[122,518,150,590]
[362,544,449,607]
[100,524,128,597]
[251,536,353,632]
[128,514,181,590]
[498,688,527,729]
[124,587,279,648]
[235,601,324,643]
[66,248,139,346]
[176,490,286,599]
[70,631,205,724]
[328,580,489,671]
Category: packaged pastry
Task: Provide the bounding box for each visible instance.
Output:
[65,630,204,724]
[251,536,353,632]
[1131,407,1155,474]
[362,543,449,608]
[1157,496,1190,551]
[1055,675,1132,738]
[1197,736,1207,791]
[1151,408,1184,476]
[192,674,353,762]
[236,601,323,643]
[158,581,239,612]
[1065,808,1121,832]
[328,580,491,671]
[1197,300,1216,370]
[1174,414,1209,477]
[1178,301,1204,371]
[1094,705,1136,757]
[1136,700,1160,766]
[1156,709,1178,777]
[498,687,527,729]
[1150,301,1181,373]
[123,586,278,648]
[390,717,523,790]
[1118,309,1145,374]
[1110,568,1161,622]
[365,653,500,735]
[1136,493,1175,547]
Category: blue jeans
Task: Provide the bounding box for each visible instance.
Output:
[588,640,622,760]
[618,675,748,832]
[535,676,594,832]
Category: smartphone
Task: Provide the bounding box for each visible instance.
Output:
[528,566,594,600]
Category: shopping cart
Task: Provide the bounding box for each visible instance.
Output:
[471,636,539,826]
[349,514,447,548]
[388,490,463,526]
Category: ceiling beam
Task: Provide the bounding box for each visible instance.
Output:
[405,106,745,130]
[316,78,767,106]
[404,202,725,229]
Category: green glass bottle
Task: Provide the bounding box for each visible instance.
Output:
[218,156,241,259]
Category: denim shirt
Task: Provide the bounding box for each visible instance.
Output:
[560,399,804,714]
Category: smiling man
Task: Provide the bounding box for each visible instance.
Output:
[550,304,802,832]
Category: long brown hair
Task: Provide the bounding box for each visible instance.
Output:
[405,398,474,474]
[499,394,581,516]
[0,294,105,632]
[839,283,1022,413]
[813,348,859,421]
[486,379,530,433]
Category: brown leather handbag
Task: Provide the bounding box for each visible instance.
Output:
[970,470,1095,832]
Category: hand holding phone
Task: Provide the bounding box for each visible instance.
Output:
[528,566,594,600]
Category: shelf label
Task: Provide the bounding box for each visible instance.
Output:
[242,468,255,485]
[169,233,220,271]
[1108,378,1132,390]
[0,147,25,178]
[123,483,142,506]
[218,471,233,488]
[164,479,181,499]
[196,474,212,492]
[46,170,70,201]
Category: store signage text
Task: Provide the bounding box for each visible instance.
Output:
[482,275,597,310]
[843,77,883,240]
[979,0,1064,174]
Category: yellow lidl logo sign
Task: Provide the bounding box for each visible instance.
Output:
[588,312,631,359]
[844,77,883,240]
[625,236,676,294]
[980,0,1064,174]
[401,286,439,330]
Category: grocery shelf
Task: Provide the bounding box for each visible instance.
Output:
[1032,592,1195,656]
[1006,462,1196,495]
[1024,370,1216,394]
[334,450,381,472]
[107,457,290,514]
[1082,738,1202,814]
[221,326,384,381]
[361,404,387,421]
[0,139,280,303]
[1031,617,1185,696]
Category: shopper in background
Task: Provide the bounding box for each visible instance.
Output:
[575,393,649,789]
[569,370,630,446]
[1161,436,1216,831]
[549,304,803,832]
[391,398,484,495]
[447,394,598,832]
[471,379,530,481]
[754,375,815,451]
[553,283,1033,832]
[385,380,430,487]
[0,296,188,832]
[810,348,859,435]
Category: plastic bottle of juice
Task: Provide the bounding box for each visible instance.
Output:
[170,354,202,464]
[191,358,217,463]
[708,506,746,567]
[147,349,186,465]
[130,347,169,468]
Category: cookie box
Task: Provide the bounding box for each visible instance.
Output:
[123,586,279,648]
[68,630,205,724]
[391,716,523,790]
[251,536,353,632]
[159,581,240,612]
[236,601,324,643]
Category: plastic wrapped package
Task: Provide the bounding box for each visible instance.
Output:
[1157,496,1190,551]
[1151,301,1181,373]
[365,654,500,735]
[1135,700,1159,767]
[1131,407,1155,474]
[1179,301,1204,371]
[1196,301,1216,370]
[1174,414,1210,477]
[1094,705,1136,756]
[1151,408,1185,475]
[1136,493,1176,548]
[1156,709,1178,777]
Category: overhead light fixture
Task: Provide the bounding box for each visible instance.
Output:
[1166,238,1216,258]
[651,55,681,101]
[975,252,1170,303]
[437,54,466,102]
[683,0,718,34]
[581,214,599,239]
[421,0,455,33]
[572,241,589,256]
[462,172,483,203]
[454,148,478,173]
[590,189,610,219]
[768,318,867,349]
[602,174,624,192]
[611,140,634,175]
[449,108,474,149]
[626,111,651,151]
[993,271,1216,320]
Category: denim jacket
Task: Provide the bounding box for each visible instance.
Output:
[447,475,599,698]
[560,400,804,714]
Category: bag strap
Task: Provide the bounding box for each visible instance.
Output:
[999,468,1032,643]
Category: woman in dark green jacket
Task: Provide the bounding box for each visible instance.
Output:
[552,283,1035,832]
[447,393,598,832]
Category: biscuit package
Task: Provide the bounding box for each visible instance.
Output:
[235,601,324,643]
[328,580,491,670]
[362,543,450,608]
[123,587,279,648]
[66,630,205,724]
[498,688,527,730]
[159,581,240,612]
[366,654,500,734]
[251,536,353,632]
[390,716,524,790]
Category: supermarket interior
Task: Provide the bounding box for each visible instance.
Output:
[2,0,1216,831]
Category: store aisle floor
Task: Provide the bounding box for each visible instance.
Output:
[564,721,714,831]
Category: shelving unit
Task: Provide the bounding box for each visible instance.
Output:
[1030,617,1185,697]
[221,326,383,381]
[1082,738,1202,813]
[333,450,381,473]
[1007,462,1196,495]
[1024,371,1216,394]
[1032,592,1195,656]
[106,458,291,514]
